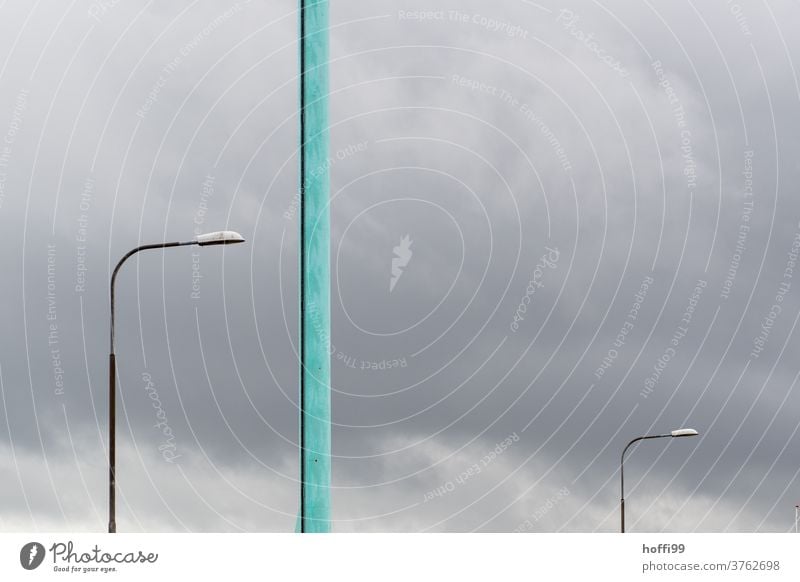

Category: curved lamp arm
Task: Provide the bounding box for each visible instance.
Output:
[110,241,193,352]
[110,230,244,351]
[620,435,671,502]
[620,429,698,533]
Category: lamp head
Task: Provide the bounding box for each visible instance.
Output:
[195,231,245,246]
[670,428,699,438]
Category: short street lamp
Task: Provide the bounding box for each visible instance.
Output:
[620,428,699,533]
[107,231,245,533]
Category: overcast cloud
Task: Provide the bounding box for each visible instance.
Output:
[1,0,799,532]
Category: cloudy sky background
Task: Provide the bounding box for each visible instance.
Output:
[1,0,799,532]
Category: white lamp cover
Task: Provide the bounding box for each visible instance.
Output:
[196,231,245,246]
[671,428,699,437]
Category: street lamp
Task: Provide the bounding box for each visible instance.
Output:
[620,428,698,533]
[107,230,245,533]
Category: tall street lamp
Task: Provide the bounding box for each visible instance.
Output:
[107,230,245,533]
[620,428,698,533]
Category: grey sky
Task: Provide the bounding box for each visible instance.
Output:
[1,0,799,532]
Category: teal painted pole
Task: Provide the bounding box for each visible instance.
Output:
[299,0,331,532]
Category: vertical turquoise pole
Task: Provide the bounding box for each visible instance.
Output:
[299,0,331,532]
